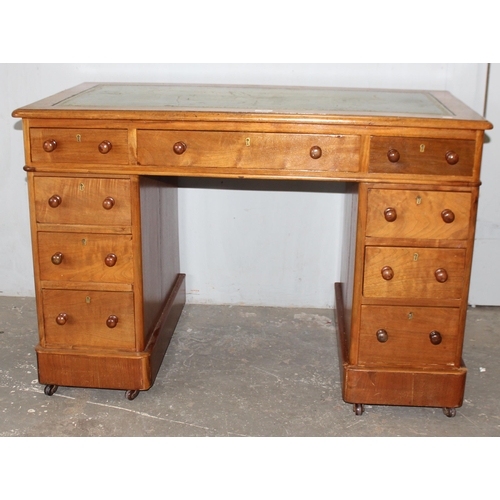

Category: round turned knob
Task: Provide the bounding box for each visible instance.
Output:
[98,140,112,154]
[106,315,119,328]
[387,149,400,163]
[173,141,187,155]
[43,139,57,152]
[51,252,63,265]
[102,197,115,210]
[445,150,459,165]
[384,207,397,222]
[105,253,117,267]
[381,266,394,281]
[441,209,455,223]
[429,330,443,345]
[48,195,62,208]
[376,329,388,343]
[310,146,322,159]
[435,268,448,283]
[56,313,68,325]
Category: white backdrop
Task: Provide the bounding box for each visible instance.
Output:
[1,63,496,307]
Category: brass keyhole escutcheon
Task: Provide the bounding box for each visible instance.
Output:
[245,137,251,146]
[76,134,82,142]
[413,253,419,261]
[85,296,91,304]
[408,312,413,320]
[79,183,85,191]
[420,144,425,153]
[82,238,87,246]
[416,195,422,205]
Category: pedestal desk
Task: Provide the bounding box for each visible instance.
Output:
[13,83,493,416]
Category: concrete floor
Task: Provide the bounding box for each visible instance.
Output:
[1,296,499,437]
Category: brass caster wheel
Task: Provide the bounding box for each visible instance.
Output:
[443,407,457,418]
[125,390,140,401]
[44,384,58,396]
[353,403,364,416]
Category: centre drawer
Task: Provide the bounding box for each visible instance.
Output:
[34,176,132,226]
[363,246,466,299]
[358,305,461,367]
[366,189,472,240]
[42,289,136,350]
[38,232,134,283]
[137,130,361,172]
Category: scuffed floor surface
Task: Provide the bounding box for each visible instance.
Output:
[1,296,499,436]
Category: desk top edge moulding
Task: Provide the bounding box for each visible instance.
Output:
[13,83,493,416]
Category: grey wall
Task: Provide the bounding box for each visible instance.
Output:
[2,63,496,306]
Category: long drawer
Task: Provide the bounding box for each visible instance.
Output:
[42,289,135,350]
[137,130,361,172]
[363,246,466,299]
[358,305,461,367]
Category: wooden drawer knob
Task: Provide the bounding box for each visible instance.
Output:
[56,313,68,325]
[48,195,62,208]
[98,140,112,154]
[384,207,397,222]
[381,266,394,280]
[429,330,442,345]
[435,268,448,283]
[51,252,63,265]
[310,146,322,159]
[376,329,388,343]
[105,253,117,267]
[173,141,187,155]
[445,150,459,165]
[43,139,57,152]
[387,149,400,163]
[441,209,455,223]
[106,315,119,328]
[102,197,115,210]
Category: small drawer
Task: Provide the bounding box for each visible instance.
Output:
[369,136,475,176]
[137,130,361,172]
[30,128,129,165]
[358,305,461,367]
[34,176,132,225]
[42,289,135,350]
[363,246,466,300]
[38,232,134,283]
[366,189,472,240]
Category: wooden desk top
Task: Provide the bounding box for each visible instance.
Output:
[13,82,492,130]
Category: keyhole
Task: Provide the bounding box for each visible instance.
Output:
[416,195,422,205]
[245,137,251,146]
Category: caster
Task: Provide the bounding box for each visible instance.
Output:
[353,403,364,416]
[125,390,140,401]
[443,407,457,418]
[44,384,58,396]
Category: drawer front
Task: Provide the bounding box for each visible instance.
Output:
[34,176,132,225]
[363,247,466,299]
[30,128,129,164]
[137,130,361,172]
[42,290,135,350]
[366,189,471,240]
[369,136,475,176]
[38,232,134,283]
[358,305,461,367]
